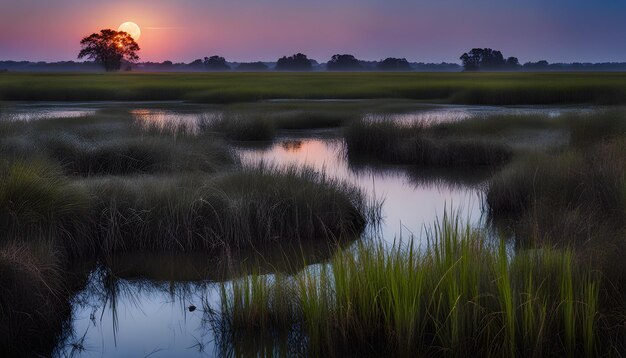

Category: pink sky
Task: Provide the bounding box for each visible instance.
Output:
[1,0,626,63]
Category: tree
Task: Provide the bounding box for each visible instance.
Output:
[78,29,140,71]
[204,56,230,71]
[189,59,204,69]
[460,48,506,71]
[377,58,412,71]
[481,49,505,69]
[460,50,481,71]
[506,56,520,69]
[327,54,362,71]
[275,53,313,71]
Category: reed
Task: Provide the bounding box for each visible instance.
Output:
[345,118,512,168]
[212,215,605,356]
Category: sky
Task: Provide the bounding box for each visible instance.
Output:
[1,0,626,63]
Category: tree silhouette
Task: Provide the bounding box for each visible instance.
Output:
[189,59,204,69]
[78,29,140,71]
[377,58,412,71]
[506,56,520,68]
[275,53,313,71]
[204,56,230,71]
[327,54,362,71]
[460,48,507,71]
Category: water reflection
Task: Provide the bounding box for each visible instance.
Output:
[364,104,595,126]
[56,238,355,357]
[239,136,485,243]
[26,101,593,357]
[0,108,96,121]
[1,101,597,130]
[363,109,472,126]
[59,266,219,358]
[131,109,223,135]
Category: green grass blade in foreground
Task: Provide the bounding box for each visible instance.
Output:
[212,214,606,356]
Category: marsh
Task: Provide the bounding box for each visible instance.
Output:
[2,93,625,356]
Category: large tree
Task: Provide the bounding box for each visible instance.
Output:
[204,55,230,71]
[78,29,140,71]
[377,58,412,71]
[275,53,313,71]
[327,54,362,71]
[460,48,506,71]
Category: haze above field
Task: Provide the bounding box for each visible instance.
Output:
[1,0,626,63]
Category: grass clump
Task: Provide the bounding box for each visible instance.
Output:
[431,113,560,137]
[0,243,72,357]
[0,111,236,176]
[212,216,605,356]
[485,139,626,327]
[43,134,233,176]
[206,114,276,141]
[568,110,626,147]
[0,159,89,242]
[345,118,512,168]
[204,108,355,141]
[85,164,367,256]
[486,140,626,247]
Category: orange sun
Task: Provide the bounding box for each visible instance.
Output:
[118,22,141,41]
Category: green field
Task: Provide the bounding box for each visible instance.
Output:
[2,72,626,104]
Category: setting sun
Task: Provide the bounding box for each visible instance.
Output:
[118,21,141,41]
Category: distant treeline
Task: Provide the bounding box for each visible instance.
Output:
[457,48,626,72]
[0,56,459,72]
[2,50,626,72]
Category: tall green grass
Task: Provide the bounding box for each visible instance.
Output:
[212,215,604,356]
[0,159,89,242]
[0,160,369,258]
[2,72,626,104]
[84,164,367,256]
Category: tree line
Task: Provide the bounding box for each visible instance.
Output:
[457,48,617,72]
[3,29,624,73]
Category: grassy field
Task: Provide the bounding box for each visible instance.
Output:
[2,72,626,104]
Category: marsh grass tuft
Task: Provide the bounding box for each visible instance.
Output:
[0,159,90,242]
[0,242,75,357]
[84,164,368,256]
[0,111,236,176]
[345,118,513,168]
[212,215,604,356]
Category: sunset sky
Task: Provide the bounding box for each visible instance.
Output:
[1,0,626,63]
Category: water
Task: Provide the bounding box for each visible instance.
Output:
[1,100,594,125]
[56,135,486,357]
[0,100,589,357]
[62,268,221,358]
[238,135,486,242]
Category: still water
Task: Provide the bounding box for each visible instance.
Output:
[0,101,588,357]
